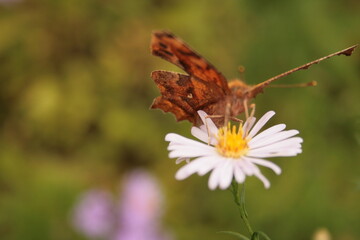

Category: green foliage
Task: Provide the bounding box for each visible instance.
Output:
[0,0,359,239]
[218,231,249,240]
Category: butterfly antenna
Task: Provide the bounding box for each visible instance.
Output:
[247,44,358,98]
[267,80,317,88]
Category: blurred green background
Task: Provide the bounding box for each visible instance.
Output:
[0,0,359,239]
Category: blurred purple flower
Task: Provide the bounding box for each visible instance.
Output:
[118,170,163,228]
[71,169,172,240]
[113,170,170,240]
[72,190,115,239]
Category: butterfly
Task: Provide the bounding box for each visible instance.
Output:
[150,30,357,126]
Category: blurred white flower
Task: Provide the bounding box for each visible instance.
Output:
[166,110,303,190]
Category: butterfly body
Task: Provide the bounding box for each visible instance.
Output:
[150,31,357,126]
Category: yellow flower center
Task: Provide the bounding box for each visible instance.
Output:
[216,123,249,158]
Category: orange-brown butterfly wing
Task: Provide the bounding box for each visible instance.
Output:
[151,70,227,124]
[151,31,231,124]
[151,31,231,94]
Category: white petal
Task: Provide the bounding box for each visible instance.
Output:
[247,162,270,188]
[197,110,218,136]
[243,117,256,137]
[168,142,214,151]
[199,124,207,132]
[247,111,275,139]
[249,130,299,149]
[249,124,286,143]
[218,160,234,190]
[165,133,209,148]
[244,157,281,174]
[249,144,302,156]
[247,150,302,158]
[246,137,302,157]
[191,126,217,145]
[233,165,245,183]
[169,146,216,158]
[236,159,255,176]
[208,161,226,190]
[248,147,302,157]
[249,149,302,157]
[175,156,219,180]
[253,137,303,150]
[254,171,270,189]
[191,126,208,142]
[175,157,190,164]
[197,156,223,176]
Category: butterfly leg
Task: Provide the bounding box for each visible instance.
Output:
[249,103,256,119]
[204,115,224,144]
[205,115,243,124]
[204,99,231,130]
[243,98,256,120]
[205,115,225,120]
[224,101,231,127]
[244,98,250,119]
[204,114,243,131]
[229,117,243,124]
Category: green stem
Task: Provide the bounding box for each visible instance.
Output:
[230,181,271,240]
[231,181,254,235]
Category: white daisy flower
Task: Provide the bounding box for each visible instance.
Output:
[165,110,303,190]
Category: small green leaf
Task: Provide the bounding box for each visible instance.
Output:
[218,230,250,240]
[251,232,259,240]
[258,231,271,240]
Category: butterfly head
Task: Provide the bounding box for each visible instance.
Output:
[228,79,252,98]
